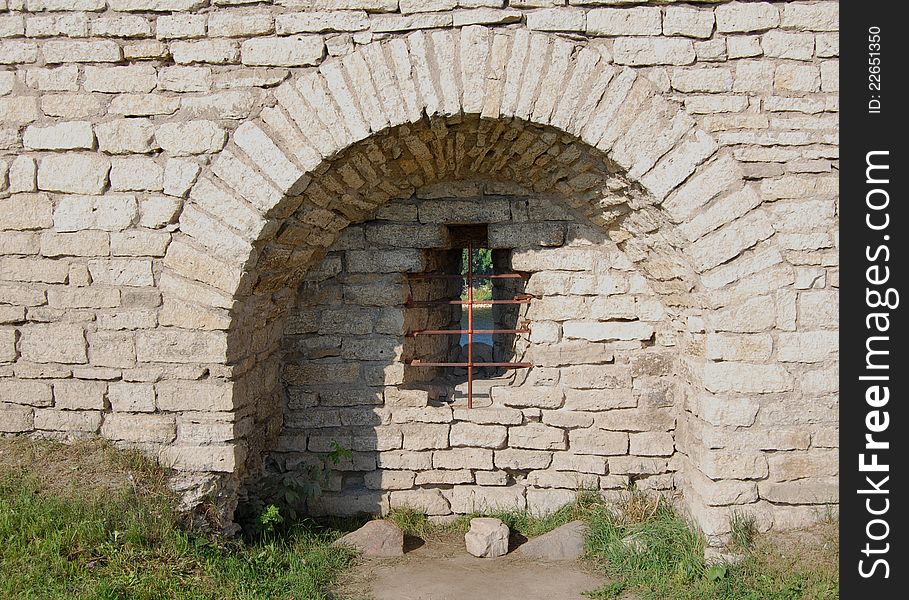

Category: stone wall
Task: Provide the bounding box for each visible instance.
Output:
[273,187,677,517]
[0,0,839,542]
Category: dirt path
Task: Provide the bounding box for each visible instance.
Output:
[337,533,607,600]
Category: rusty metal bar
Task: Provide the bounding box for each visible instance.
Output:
[404,244,533,408]
[467,242,474,407]
[405,273,529,280]
[409,328,530,336]
[409,361,534,368]
[405,296,533,307]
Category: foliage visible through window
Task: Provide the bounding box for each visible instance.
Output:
[460,247,493,302]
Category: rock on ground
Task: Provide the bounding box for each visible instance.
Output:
[333,519,404,557]
[465,517,509,558]
[518,520,588,561]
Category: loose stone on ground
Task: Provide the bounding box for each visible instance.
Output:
[518,520,589,561]
[333,519,404,557]
[465,517,510,558]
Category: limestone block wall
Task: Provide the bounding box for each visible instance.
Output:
[273,188,677,517]
[0,0,839,541]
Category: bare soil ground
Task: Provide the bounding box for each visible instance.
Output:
[335,532,606,600]
[0,437,139,498]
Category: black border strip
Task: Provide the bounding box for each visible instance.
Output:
[841,3,906,596]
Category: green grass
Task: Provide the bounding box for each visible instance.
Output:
[385,489,601,541]
[0,439,355,600]
[460,281,493,302]
[0,439,838,600]
[583,493,839,600]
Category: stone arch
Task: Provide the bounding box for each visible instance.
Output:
[161,27,773,540]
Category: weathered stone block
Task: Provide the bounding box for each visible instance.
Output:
[774,64,820,93]
[418,199,510,224]
[525,8,584,32]
[0,194,53,230]
[593,408,675,433]
[241,36,324,67]
[0,258,69,284]
[683,467,759,506]
[155,381,236,412]
[703,362,792,394]
[768,450,838,482]
[445,485,526,514]
[708,295,776,333]
[111,158,164,192]
[172,40,239,64]
[450,422,507,449]
[155,120,227,156]
[108,381,156,412]
[102,413,176,443]
[492,385,563,409]
[715,2,779,33]
[84,65,157,93]
[0,405,33,433]
[96,119,158,154]
[508,423,567,451]
[587,8,661,37]
[38,154,110,194]
[777,331,838,363]
[629,432,675,457]
[0,380,53,407]
[663,7,715,39]
[88,259,154,286]
[526,469,599,490]
[494,448,552,470]
[694,395,760,427]
[53,379,105,410]
[526,488,576,516]
[541,410,594,429]
[706,333,773,362]
[402,423,449,450]
[733,60,776,92]
[40,232,109,258]
[528,296,588,321]
[550,452,607,475]
[758,478,837,505]
[43,40,121,63]
[285,362,360,385]
[54,195,137,232]
[136,330,228,364]
[346,249,425,273]
[159,445,243,472]
[389,488,450,515]
[613,38,695,66]
[561,365,631,390]
[512,247,596,272]
[415,469,473,485]
[671,68,733,93]
[0,329,15,362]
[209,12,275,37]
[762,30,814,60]
[35,409,102,433]
[452,406,523,425]
[781,2,838,31]
[20,324,87,364]
[363,469,416,490]
[568,429,628,456]
[24,121,94,150]
[562,320,653,342]
[465,517,509,558]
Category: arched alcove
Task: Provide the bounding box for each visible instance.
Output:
[156,27,787,542]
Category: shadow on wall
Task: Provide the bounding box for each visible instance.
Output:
[239,181,680,520]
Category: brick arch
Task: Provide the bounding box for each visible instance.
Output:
[165,27,773,540]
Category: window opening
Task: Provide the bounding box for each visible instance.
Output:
[404,225,533,408]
